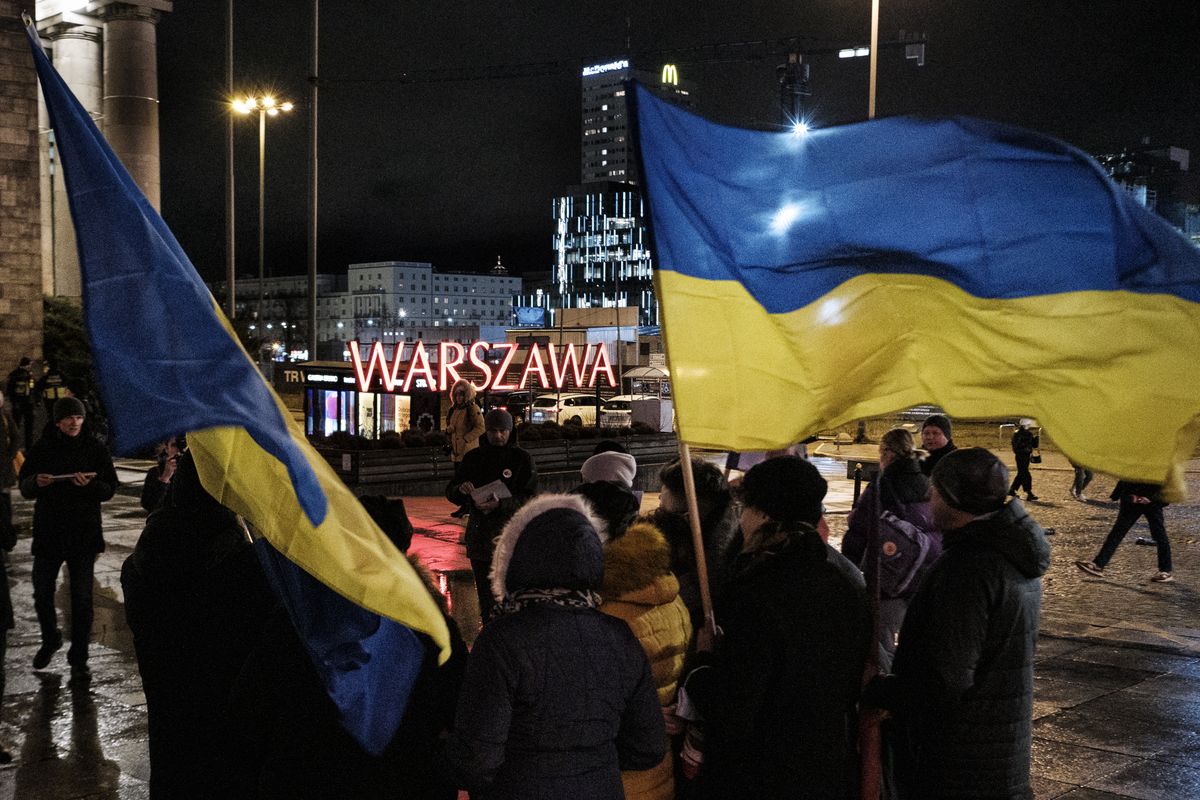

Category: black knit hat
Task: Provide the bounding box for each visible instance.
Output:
[53,396,86,421]
[922,414,952,440]
[740,456,827,525]
[484,409,513,431]
[930,447,1009,515]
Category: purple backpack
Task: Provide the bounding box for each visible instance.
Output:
[876,509,939,598]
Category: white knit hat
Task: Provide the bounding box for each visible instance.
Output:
[580,451,637,488]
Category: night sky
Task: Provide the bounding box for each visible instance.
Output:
[155,1,1200,284]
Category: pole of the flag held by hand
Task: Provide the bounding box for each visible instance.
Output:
[678,442,717,636]
[860,443,883,800]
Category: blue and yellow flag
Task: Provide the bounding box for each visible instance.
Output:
[634,84,1200,489]
[27,24,448,753]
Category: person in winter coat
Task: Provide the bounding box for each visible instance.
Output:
[445,409,537,623]
[574,450,642,537]
[232,495,469,800]
[443,494,666,800]
[0,392,17,762]
[573,449,685,800]
[650,458,738,632]
[599,518,691,800]
[5,357,35,450]
[1008,420,1039,501]
[446,379,486,467]
[140,434,186,513]
[843,427,941,667]
[865,448,1051,800]
[918,414,957,476]
[18,396,117,677]
[684,456,870,800]
[0,392,18,546]
[1075,481,1174,583]
[121,451,275,799]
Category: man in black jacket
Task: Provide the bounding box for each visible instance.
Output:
[18,396,117,678]
[5,357,35,450]
[918,414,957,476]
[687,456,870,799]
[445,410,537,624]
[867,448,1051,800]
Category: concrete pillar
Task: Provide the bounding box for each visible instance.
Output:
[0,4,45,365]
[37,13,101,299]
[98,1,169,211]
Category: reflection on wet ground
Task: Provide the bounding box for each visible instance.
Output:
[0,463,1198,798]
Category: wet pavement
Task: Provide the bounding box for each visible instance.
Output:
[0,452,1196,798]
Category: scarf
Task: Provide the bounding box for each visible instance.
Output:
[496,587,602,616]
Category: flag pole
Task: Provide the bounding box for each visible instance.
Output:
[678,441,717,635]
[860,459,884,800]
[868,0,880,120]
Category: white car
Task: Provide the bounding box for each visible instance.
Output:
[529,393,602,426]
[599,394,657,427]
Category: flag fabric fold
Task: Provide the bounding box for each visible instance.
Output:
[633,83,1200,489]
[26,23,448,753]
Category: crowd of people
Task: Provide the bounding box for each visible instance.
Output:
[0,361,1183,797]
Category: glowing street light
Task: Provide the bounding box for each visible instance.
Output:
[231,94,294,343]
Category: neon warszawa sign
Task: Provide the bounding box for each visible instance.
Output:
[348,339,618,393]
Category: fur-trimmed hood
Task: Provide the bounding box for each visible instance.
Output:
[449,378,478,404]
[601,520,675,598]
[489,493,608,601]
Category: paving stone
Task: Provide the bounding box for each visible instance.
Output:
[1033,708,1192,759]
[1031,737,1142,786]
[1087,759,1200,800]
[1067,645,1200,676]
[1034,772,1083,799]
[1035,657,1160,692]
[1035,676,1113,710]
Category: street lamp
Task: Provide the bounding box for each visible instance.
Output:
[231,94,294,348]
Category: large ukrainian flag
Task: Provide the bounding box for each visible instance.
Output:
[633,84,1200,488]
[27,23,447,752]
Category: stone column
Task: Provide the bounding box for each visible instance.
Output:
[0,5,44,364]
[98,0,170,210]
[37,12,101,299]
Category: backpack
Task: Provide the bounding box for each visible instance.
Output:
[876,509,937,598]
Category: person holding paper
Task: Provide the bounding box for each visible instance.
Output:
[17,396,117,680]
[446,410,537,624]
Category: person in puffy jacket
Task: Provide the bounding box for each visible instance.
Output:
[866,448,1051,800]
[843,427,941,667]
[443,494,665,800]
[446,379,486,469]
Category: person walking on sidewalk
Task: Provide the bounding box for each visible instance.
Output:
[1008,420,1039,501]
[5,357,35,451]
[446,409,537,624]
[18,396,117,680]
[865,448,1051,800]
[1075,481,1174,583]
[1069,460,1094,500]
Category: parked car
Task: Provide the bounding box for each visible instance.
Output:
[599,394,656,428]
[529,393,602,426]
[487,390,538,423]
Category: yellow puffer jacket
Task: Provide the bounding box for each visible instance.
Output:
[601,520,693,800]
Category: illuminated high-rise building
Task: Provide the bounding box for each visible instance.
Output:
[580,59,696,185]
[530,60,697,327]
